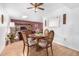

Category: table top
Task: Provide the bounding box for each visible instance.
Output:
[28,34,46,39]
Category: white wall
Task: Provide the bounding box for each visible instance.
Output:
[43,6,79,51]
[27,12,43,22]
[0,4,10,54]
[0,25,8,54]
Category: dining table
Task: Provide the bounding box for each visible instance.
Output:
[28,33,46,51]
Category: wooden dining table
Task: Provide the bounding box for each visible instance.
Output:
[28,34,46,51]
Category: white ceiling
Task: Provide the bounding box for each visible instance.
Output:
[0,3,79,22]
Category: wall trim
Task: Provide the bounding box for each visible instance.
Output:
[53,41,79,52]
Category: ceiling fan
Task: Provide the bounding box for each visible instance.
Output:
[27,3,44,12]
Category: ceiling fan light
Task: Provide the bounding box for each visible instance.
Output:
[27,3,44,12]
[35,9,38,12]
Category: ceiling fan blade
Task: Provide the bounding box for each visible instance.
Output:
[38,7,44,10]
[27,7,33,9]
[30,3,43,6]
[35,3,38,7]
[37,3,44,6]
[30,3,35,6]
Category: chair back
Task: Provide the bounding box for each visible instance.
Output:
[21,31,28,45]
[48,30,54,43]
[44,29,49,37]
[18,32,23,40]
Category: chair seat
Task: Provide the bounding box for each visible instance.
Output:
[38,40,52,48]
[38,40,47,48]
[28,38,36,46]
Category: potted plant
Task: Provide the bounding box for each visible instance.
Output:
[7,33,15,43]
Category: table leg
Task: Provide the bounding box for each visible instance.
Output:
[36,38,40,51]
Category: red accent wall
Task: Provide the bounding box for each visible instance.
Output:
[11,19,43,32]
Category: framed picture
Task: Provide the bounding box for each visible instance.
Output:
[45,20,47,27]
[0,14,4,24]
[63,14,66,24]
[44,19,49,27]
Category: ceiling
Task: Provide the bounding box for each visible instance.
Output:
[0,3,79,22]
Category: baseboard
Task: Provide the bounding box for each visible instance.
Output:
[53,41,79,52]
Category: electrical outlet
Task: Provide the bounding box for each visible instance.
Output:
[64,38,66,41]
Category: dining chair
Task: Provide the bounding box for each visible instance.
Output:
[38,30,54,56]
[18,32,23,40]
[38,29,49,44]
[21,31,36,56]
[44,29,49,36]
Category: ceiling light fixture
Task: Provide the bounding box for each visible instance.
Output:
[27,3,45,12]
[22,16,28,18]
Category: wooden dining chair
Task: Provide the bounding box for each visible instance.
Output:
[21,31,36,56]
[44,29,49,36]
[38,30,54,56]
[18,32,23,40]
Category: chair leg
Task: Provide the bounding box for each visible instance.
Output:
[51,45,53,55]
[23,45,25,56]
[27,46,29,56]
[46,48,48,56]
